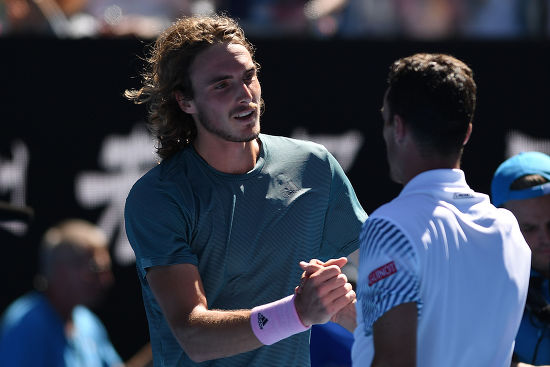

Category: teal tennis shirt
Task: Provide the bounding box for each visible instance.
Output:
[125,134,367,366]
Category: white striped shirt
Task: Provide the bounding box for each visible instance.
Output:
[352,169,531,367]
[358,217,421,336]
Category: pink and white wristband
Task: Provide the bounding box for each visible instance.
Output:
[250,294,311,345]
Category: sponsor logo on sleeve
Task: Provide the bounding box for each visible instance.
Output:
[368,261,397,286]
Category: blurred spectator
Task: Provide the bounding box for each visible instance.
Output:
[1,0,548,39]
[219,0,309,36]
[304,0,464,38]
[394,0,464,39]
[325,0,399,37]
[303,0,347,37]
[461,0,524,38]
[491,152,550,366]
[302,0,549,39]
[462,0,548,38]
[1,0,196,38]
[0,218,152,367]
[86,0,193,38]
[3,0,99,37]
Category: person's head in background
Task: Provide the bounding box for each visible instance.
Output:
[382,53,477,184]
[35,219,114,320]
[492,151,550,277]
[4,0,90,35]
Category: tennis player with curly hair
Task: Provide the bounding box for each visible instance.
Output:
[125,15,366,367]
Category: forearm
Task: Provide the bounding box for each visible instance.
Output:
[174,307,262,363]
[175,294,310,363]
[147,261,352,363]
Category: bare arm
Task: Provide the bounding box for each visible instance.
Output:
[146,263,259,362]
[371,302,417,367]
[147,261,354,362]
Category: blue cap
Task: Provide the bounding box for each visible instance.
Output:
[491,151,550,207]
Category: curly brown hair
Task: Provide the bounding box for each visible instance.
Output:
[125,15,258,160]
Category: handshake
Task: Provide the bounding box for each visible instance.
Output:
[294,257,357,331]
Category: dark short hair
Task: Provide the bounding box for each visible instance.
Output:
[386,53,477,157]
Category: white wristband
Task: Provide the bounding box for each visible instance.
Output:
[250,294,311,345]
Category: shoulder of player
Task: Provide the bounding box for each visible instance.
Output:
[260,134,331,162]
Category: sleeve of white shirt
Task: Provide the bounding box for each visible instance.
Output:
[357,217,422,337]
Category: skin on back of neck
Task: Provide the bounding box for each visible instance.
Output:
[396,138,463,186]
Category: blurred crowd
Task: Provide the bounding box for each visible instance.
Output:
[1,0,549,39]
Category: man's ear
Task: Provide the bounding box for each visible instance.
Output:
[174,90,196,114]
[393,114,407,144]
[463,122,473,146]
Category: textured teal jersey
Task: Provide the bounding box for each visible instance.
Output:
[125,134,367,367]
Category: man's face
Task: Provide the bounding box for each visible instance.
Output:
[65,246,114,307]
[185,42,261,144]
[505,194,550,275]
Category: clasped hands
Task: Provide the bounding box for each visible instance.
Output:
[293,257,356,329]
